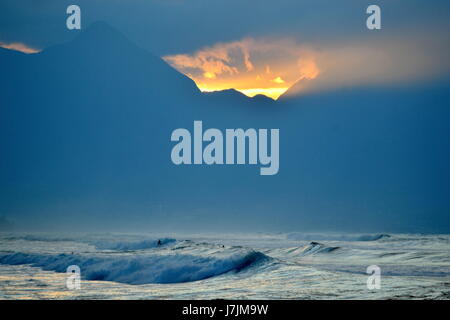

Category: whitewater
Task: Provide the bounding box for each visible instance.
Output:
[0,232,449,299]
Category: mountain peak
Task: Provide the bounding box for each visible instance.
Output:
[202,88,250,101]
[251,94,274,102]
[70,21,132,49]
[83,21,121,37]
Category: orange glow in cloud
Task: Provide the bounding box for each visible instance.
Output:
[0,42,39,54]
[163,38,319,99]
[272,76,285,84]
[164,34,450,99]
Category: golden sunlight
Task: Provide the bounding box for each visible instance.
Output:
[239,87,289,99]
[163,38,319,100]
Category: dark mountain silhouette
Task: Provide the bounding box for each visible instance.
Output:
[44,21,201,98]
[1,22,449,232]
[204,89,274,105]
[277,77,317,101]
[251,94,275,103]
[203,89,253,103]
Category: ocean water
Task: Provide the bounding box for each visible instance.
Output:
[0,232,449,300]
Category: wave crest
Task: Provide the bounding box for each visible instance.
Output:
[93,238,176,251]
[0,250,269,284]
[286,233,390,242]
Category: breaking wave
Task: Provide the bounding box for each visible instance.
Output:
[0,234,177,251]
[93,238,176,251]
[300,242,341,255]
[286,233,390,242]
[0,250,269,285]
[273,241,341,258]
[1,234,77,242]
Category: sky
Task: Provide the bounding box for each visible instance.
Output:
[1,0,450,99]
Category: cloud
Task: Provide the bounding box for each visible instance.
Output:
[0,42,39,54]
[272,76,285,84]
[163,38,319,99]
[164,32,450,99]
[285,34,450,96]
[164,40,251,80]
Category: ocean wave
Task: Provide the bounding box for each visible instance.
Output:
[286,233,390,242]
[269,242,341,261]
[297,242,340,256]
[1,234,76,242]
[310,263,450,278]
[93,238,176,251]
[0,234,177,251]
[0,250,269,284]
